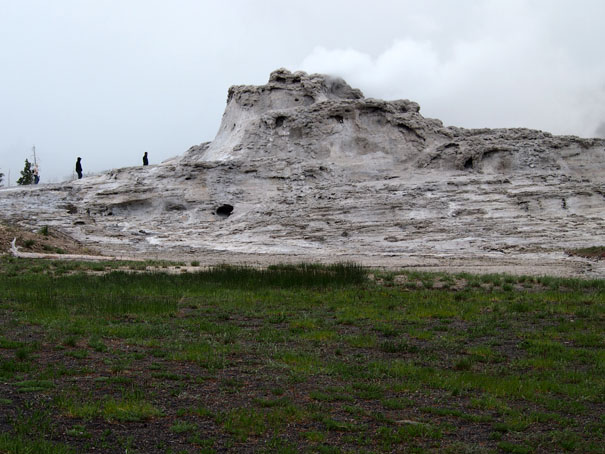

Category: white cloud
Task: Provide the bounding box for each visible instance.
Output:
[301,3,605,138]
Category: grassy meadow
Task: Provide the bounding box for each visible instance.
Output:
[0,257,603,453]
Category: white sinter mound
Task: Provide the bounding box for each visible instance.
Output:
[2,69,605,276]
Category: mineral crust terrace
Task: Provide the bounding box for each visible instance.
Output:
[2,69,605,276]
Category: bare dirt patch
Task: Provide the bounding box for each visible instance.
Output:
[0,222,99,257]
[567,246,605,260]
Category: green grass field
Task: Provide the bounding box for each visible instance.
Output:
[0,257,603,453]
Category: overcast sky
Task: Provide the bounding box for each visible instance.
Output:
[1,0,604,184]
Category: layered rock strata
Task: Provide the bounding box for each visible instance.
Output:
[2,69,605,276]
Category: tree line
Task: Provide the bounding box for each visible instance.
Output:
[0,159,37,186]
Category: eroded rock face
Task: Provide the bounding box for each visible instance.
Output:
[2,69,605,276]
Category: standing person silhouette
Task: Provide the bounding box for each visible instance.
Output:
[143,152,149,166]
[75,157,83,179]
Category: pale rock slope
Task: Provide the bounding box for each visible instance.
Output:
[2,69,605,276]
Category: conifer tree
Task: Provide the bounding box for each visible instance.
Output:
[17,159,34,185]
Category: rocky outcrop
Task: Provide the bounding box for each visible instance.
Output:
[185,68,441,170]
[2,69,605,276]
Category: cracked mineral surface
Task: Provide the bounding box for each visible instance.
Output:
[2,68,605,277]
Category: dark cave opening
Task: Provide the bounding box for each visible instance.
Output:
[464,157,474,169]
[216,204,234,218]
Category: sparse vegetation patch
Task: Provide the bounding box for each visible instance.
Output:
[0,259,603,453]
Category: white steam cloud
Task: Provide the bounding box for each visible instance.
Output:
[301,6,605,138]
